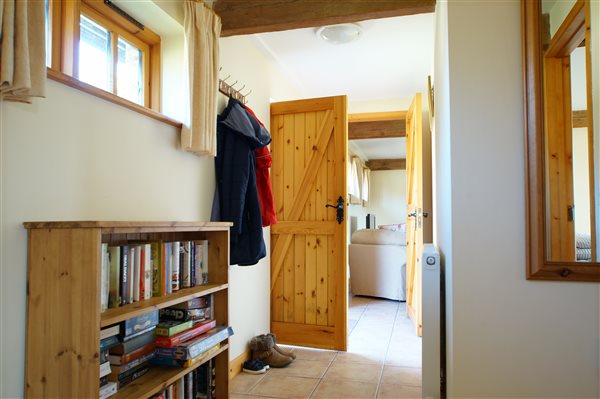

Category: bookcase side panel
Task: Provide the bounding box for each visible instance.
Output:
[207,230,229,284]
[25,228,101,398]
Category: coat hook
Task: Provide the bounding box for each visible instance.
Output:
[222,74,231,82]
[243,89,252,97]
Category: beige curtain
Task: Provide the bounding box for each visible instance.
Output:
[361,166,370,204]
[181,1,221,156]
[0,0,46,103]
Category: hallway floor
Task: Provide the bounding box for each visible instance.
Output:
[229,296,422,398]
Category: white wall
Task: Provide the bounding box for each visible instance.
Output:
[219,35,300,362]
[0,20,298,399]
[366,170,407,226]
[435,1,599,396]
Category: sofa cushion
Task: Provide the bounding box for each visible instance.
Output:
[351,228,406,246]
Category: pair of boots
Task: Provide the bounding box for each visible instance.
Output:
[249,333,296,368]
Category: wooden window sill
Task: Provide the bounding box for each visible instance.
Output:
[47,68,183,129]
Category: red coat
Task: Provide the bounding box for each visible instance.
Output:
[243,104,278,227]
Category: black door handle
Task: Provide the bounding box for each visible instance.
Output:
[325,196,345,224]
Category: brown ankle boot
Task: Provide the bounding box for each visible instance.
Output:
[267,333,296,360]
[249,335,293,368]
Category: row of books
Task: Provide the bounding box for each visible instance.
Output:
[100,240,210,312]
[98,295,230,398]
[150,359,216,399]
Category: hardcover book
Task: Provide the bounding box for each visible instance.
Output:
[108,246,121,308]
[120,245,129,305]
[100,244,109,312]
[151,241,162,297]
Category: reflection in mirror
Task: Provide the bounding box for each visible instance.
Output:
[542,0,596,262]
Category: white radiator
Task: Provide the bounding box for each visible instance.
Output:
[421,243,442,398]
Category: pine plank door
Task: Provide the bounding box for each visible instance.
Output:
[405,93,424,337]
[270,96,348,351]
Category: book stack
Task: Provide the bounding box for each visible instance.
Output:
[108,311,159,389]
[150,359,216,399]
[100,240,210,311]
[99,325,119,399]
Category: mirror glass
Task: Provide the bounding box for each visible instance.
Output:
[540,0,598,262]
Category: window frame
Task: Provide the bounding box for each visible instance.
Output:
[47,0,162,113]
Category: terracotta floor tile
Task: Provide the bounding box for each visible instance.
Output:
[311,377,378,398]
[229,371,268,394]
[376,382,422,398]
[324,360,383,382]
[381,366,422,387]
[268,359,332,378]
[289,347,338,362]
[249,374,320,398]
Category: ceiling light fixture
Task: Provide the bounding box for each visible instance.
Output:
[316,23,362,44]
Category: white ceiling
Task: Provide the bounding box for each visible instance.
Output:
[252,13,434,160]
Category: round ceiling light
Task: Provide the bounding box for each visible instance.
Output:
[316,23,362,45]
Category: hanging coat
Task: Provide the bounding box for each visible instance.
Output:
[241,103,278,227]
[214,98,271,266]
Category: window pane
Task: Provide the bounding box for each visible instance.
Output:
[79,15,111,92]
[117,38,143,105]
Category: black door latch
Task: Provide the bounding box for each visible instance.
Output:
[325,196,345,224]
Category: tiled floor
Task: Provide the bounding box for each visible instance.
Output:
[230,295,422,398]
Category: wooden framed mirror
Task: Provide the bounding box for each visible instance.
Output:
[523,0,600,281]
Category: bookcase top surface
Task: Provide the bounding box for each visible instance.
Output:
[23,221,233,230]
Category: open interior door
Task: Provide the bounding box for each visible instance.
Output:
[270,96,348,351]
[406,93,423,336]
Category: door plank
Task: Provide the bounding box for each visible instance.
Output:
[305,234,318,325]
[271,234,284,322]
[271,221,336,235]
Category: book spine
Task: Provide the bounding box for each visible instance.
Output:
[181,242,191,289]
[116,366,149,389]
[172,242,180,292]
[194,241,202,286]
[128,246,136,302]
[190,241,196,287]
[120,245,129,305]
[164,242,170,295]
[151,242,162,297]
[139,245,145,301]
[114,352,155,374]
[100,244,109,312]
[144,244,152,300]
[133,246,141,302]
[99,382,117,399]
[108,246,121,308]
[201,241,209,284]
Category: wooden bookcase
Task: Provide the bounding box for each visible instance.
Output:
[23,221,232,399]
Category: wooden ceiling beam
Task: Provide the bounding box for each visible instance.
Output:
[366,158,406,171]
[348,111,407,122]
[348,119,405,140]
[214,0,436,37]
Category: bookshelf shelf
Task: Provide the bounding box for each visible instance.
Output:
[111,344,229,399]
[100,283,228,328]
[23,221,232,399]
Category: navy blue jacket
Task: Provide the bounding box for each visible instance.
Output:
[214,98,271,266]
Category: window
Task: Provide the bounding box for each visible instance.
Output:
[46,0,160,110]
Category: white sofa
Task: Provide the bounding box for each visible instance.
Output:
[349,228,407,301]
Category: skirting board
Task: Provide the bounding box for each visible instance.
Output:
[229,348,251,380]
